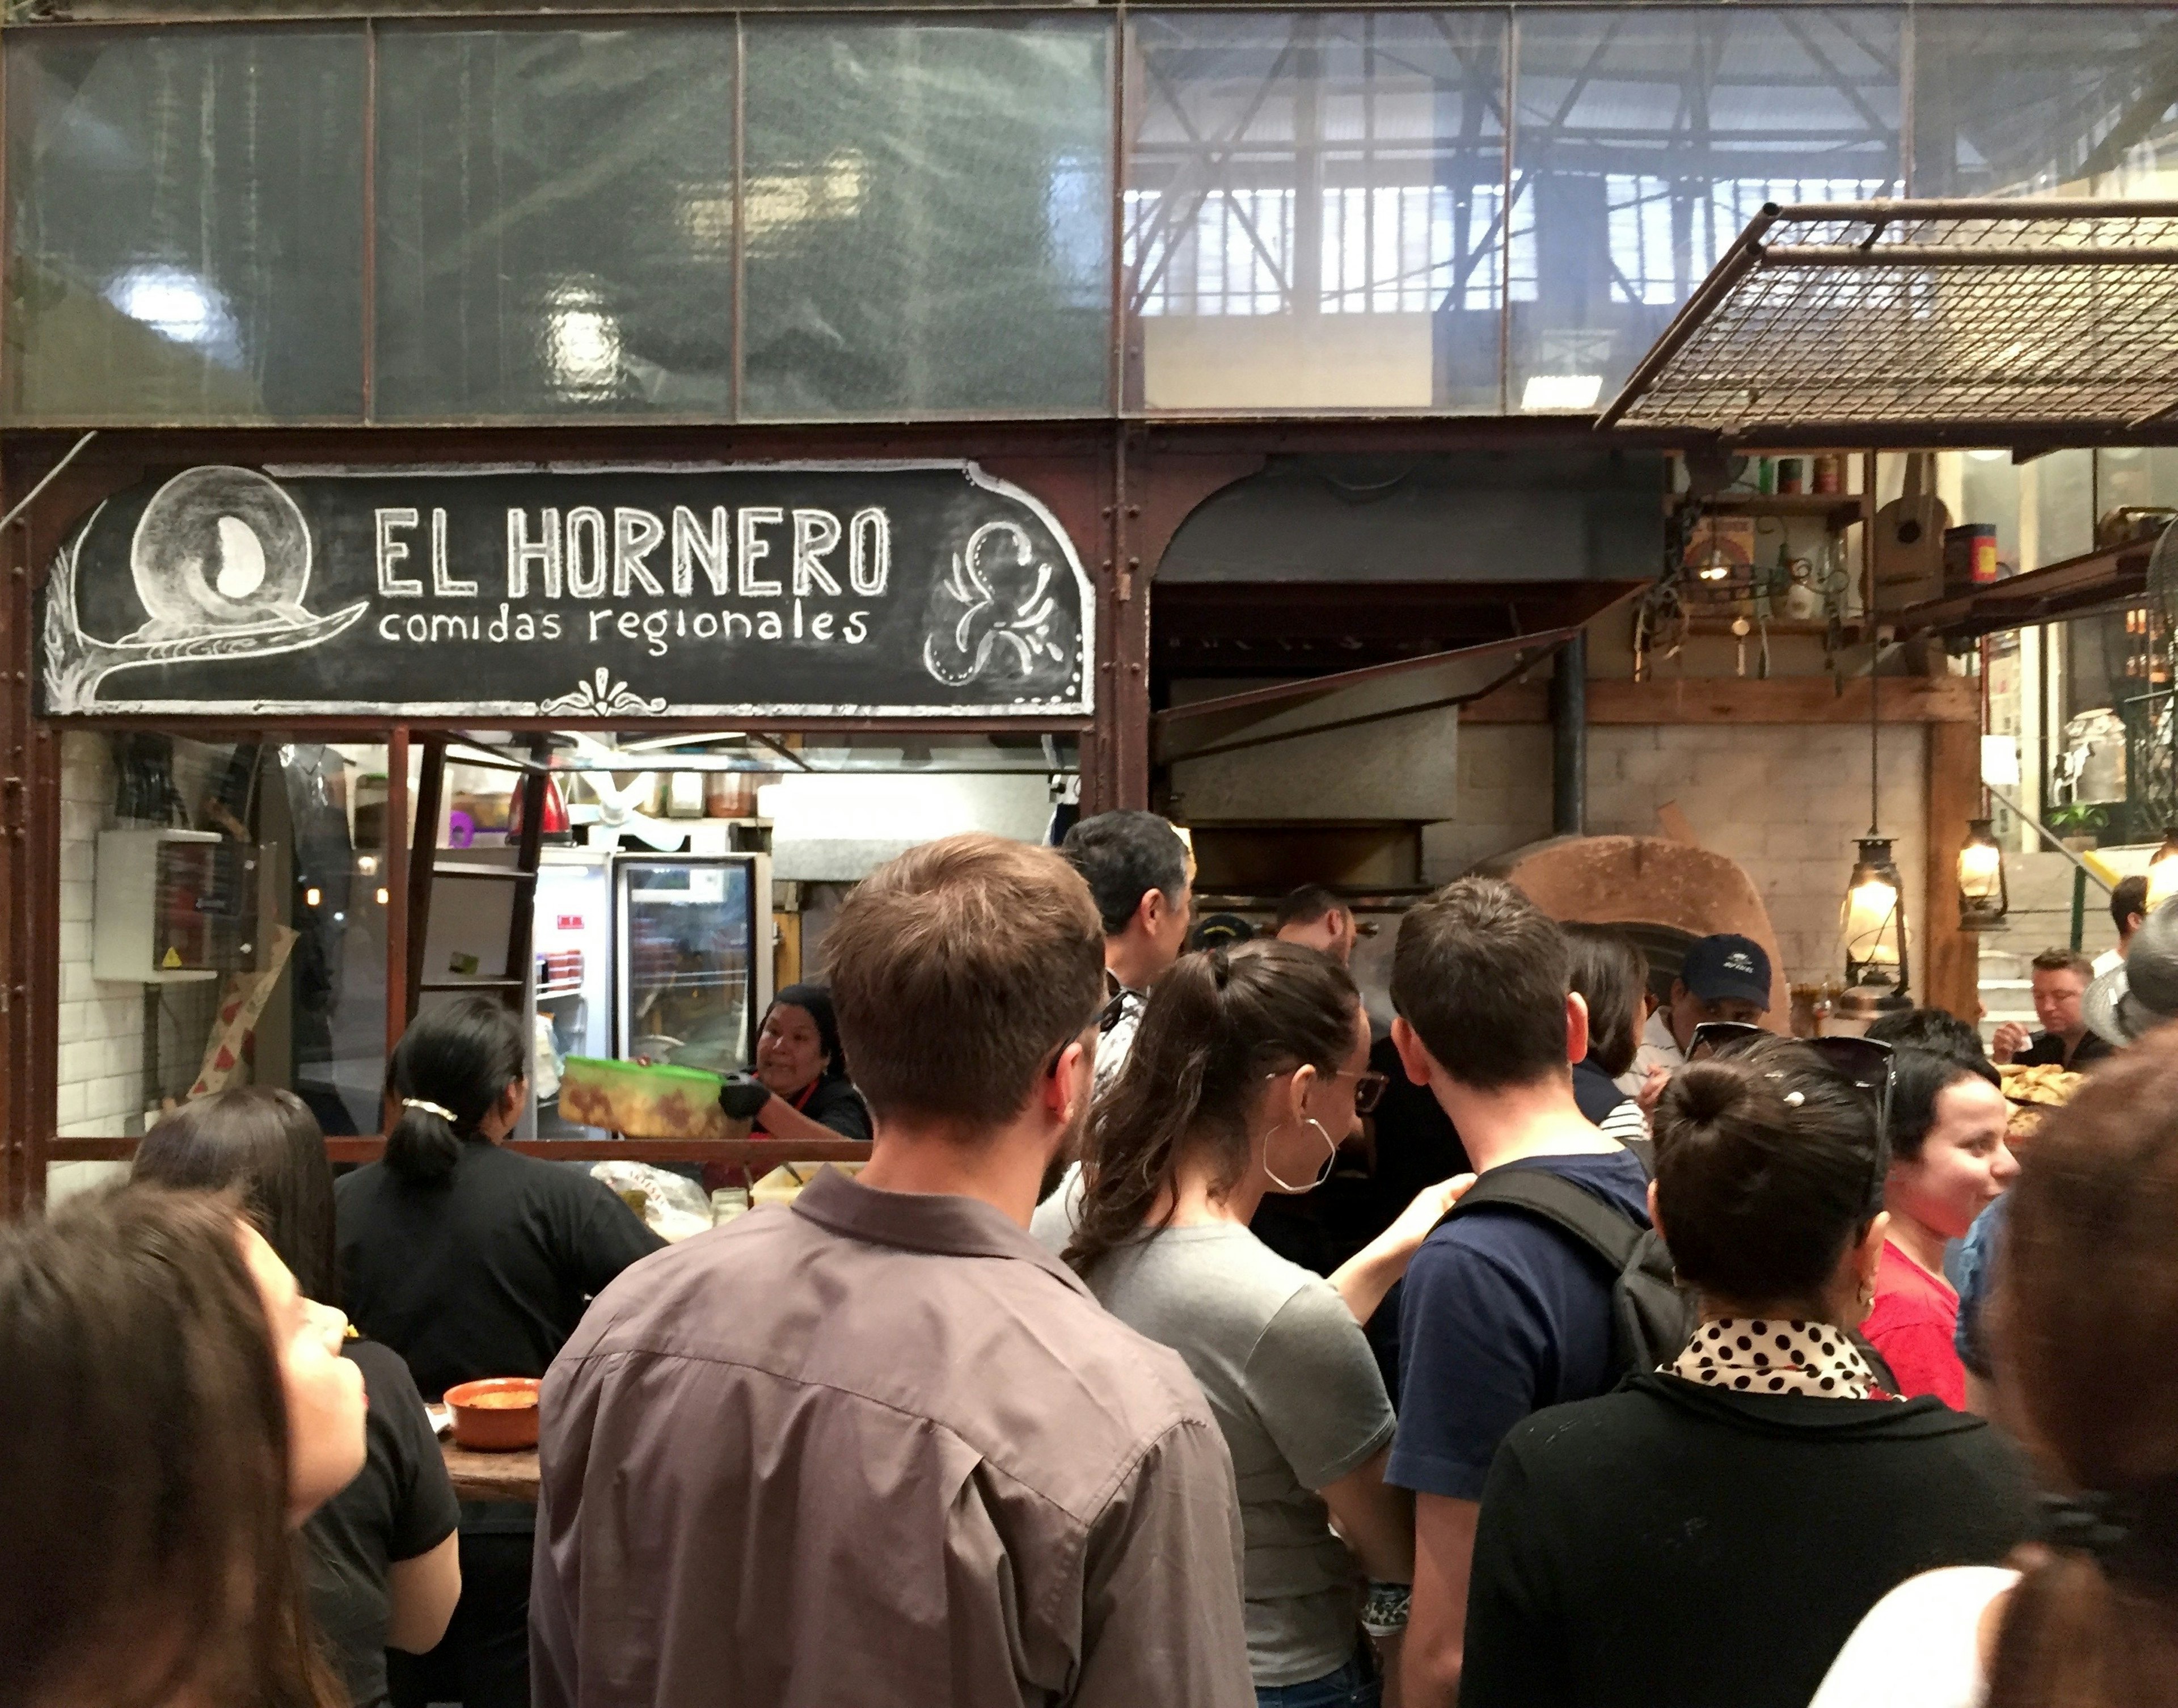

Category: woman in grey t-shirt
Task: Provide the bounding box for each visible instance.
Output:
[1036,942,1469,1706]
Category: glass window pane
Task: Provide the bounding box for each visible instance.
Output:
[55,732,391,1146]
[1510,8,1900,415]
[6,29,366,423]
[374,26,736,419]
[1912,8,2178,197]
[1128,11,1508,414]
[741,19,1112,419]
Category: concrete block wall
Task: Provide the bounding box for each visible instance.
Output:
[1428,721,1930,991]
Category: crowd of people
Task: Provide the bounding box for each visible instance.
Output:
[3,812,2176,1708]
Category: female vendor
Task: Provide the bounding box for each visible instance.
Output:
[749,984,871,1146]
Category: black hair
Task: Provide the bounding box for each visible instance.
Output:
[2113,874,2149,935]
[1652,1033,1882,1307]
[1060,810,1188,936]
[1564,923,1649,1079]
[764,983,847,1081]
[2032,947,2095,981]
[130,1089,338,1305]
[1391,877,1571,1091]
[383,997,527,1186]
[1274,884,1345,932]
[1886,1043,2002,1163]
[1864,1005,1989,1062]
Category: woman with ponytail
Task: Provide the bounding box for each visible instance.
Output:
[335,997,661,1708]
[1812,1028,2178,1708]
[1461,1035,2035,1708]
[1033,942,1471,1707]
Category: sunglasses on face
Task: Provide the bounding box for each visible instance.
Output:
[1261,1067,1388,1115]
[1686,1022,1895,1214]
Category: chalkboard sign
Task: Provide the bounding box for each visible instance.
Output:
[40,462,1093,719]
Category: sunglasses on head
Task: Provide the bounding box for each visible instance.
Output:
[1686,1022,1895,1215]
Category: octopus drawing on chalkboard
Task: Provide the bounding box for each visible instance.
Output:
[922,520,1075,696]
[44,465,368,713]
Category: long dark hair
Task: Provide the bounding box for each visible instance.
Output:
[0,1187,343,1708]
[1065,942,1359,1273]
[1564,923,1649,1079]
[1987,1032,2178,1708]
[383,997,527,1186]
[132,1088,338,1305]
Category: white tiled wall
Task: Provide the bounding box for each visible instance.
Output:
[1426,720,1930,990]
[57,732,145,1140]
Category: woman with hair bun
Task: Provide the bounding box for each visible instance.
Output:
[336,996,662,1708]
[1036,941,1471,1707]
[1812,1028,2178,1708]
[1459,1035,2035,1708]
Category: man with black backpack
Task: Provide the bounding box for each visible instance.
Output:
[1382,878,1654,1708]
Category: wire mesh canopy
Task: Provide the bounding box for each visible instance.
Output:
[1598,200,2178,435]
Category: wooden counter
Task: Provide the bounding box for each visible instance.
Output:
[441,1439,541,1504]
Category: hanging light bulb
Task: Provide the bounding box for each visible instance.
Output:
[2146,825,2178,913]
[1957,818,2008,930]
[1839,837,1911,1015]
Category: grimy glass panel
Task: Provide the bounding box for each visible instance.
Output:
[1510,7,1900,414]
[1129,11,1509,414]
[1911,8,2178,196]
[375,26,736,418]
[742,19,1111,419]
[6,29,365,423]
[52,732,391,1148]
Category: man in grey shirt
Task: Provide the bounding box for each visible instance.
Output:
[533,833,1252,1708]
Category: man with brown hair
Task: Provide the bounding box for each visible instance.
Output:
[532,834,1252,1708]
[1381,878,1648,1708]
[1991,947,2113,1069]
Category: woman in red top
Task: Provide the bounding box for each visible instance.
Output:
[1865,1047,2017,1407]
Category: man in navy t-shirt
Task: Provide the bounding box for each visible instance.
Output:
[1383,878,1651,1708]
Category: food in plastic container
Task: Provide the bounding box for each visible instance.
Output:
[559,1056,754,1141]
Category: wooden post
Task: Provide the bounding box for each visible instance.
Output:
[1923,719,1982,1022]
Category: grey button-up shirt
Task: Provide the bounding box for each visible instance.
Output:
[532,1166,1253,1708]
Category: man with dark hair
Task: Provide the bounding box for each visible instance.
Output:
[1382,878,1650,1707]
[2094,874,2149,976]
[1864,1005,1989,1062]
[1617,934,1772,1101]
[1060,809,1193,1092]
[1273,883,1356,966]
[1991,948,2112,1069]
[534,834,1252,1708]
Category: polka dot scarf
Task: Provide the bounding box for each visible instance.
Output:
[1670,1318,1897,1401]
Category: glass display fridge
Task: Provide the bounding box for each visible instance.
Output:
[528,850,770,1137]
[614,853,770,1077]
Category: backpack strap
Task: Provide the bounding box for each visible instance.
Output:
[1443,1167,1647,1275]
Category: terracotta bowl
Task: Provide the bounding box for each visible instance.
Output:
[442,1377,541,1451]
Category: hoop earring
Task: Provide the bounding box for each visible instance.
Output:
[1264,1117,1339,1195]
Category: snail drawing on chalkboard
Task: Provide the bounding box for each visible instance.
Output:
[44,466,369,712]
[922,520,1070,691]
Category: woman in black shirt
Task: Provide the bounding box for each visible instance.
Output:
[748,982,871,1146]
[1460,1035,2035,1708]
[134,1088,461,1708]
[336,997,663,1708]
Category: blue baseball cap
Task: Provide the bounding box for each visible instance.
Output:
[1681,934,1771,1010]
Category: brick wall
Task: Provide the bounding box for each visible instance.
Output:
[1428,721,1930,990]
